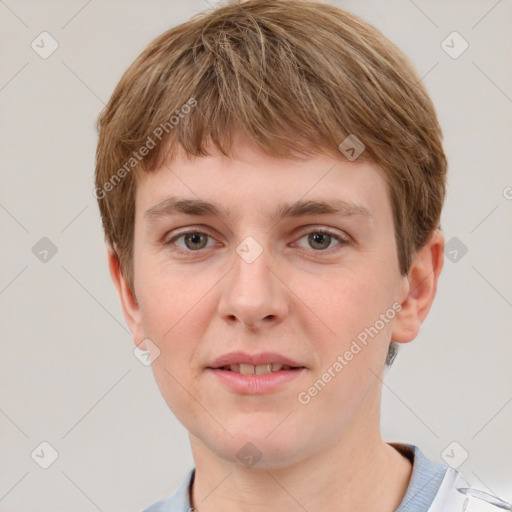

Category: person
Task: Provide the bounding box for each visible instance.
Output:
[93,1,509,511]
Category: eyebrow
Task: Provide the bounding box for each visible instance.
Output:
[144,196,373,224]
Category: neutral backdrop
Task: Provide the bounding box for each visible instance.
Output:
[1,1,511,511]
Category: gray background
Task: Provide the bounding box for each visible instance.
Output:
[0,0,511,511]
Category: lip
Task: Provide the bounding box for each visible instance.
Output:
[207,351,305,369]
[206,367,306,395]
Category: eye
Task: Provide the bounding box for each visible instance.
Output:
[165,231,216,252]
[164,228,349,255]
[294,229,348,252]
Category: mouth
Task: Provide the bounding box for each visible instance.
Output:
[207,365,306,395]
[207,351,306,372]
[216,363,304,375]
[206,352,307,394]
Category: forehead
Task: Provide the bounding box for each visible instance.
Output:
[135,137,392,227]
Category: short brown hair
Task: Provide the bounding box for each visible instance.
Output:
[95,0,447,365]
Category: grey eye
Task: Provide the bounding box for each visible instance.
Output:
[307,232,333,250]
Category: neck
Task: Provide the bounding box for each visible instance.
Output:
[189,426,412,512]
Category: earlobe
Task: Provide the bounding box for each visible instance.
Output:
[391,230,445,344]
[107,247,145,347]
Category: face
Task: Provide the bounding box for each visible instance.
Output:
[114,133,434,469]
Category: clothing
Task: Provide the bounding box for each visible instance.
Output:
[142,443,509,512]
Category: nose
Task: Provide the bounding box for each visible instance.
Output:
[217,238,289,331]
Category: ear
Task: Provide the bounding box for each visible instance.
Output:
[107,246,146,349]
[391,229,445,344]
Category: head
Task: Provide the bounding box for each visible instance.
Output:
[95,0,446,467]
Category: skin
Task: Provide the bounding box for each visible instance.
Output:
[109,131,444,512]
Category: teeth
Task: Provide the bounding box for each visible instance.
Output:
[255,364,273,375]
[240,363,256,375]
[222,363,293,374]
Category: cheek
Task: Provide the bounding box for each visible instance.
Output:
[299,270,396,417]
[136,248,207,323]
[135,256,199,359]
[136,265,213,430]
[139,277,204,349]
[307,264,399,378]
[320,266,394,327]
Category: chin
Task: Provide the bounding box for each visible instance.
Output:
[206,427,307,470]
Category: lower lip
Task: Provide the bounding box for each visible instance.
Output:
[206,368,306,394]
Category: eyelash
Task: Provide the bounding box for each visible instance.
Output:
[163,228,349,255]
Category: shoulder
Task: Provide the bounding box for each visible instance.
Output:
[428,465,511,512]
[392,443,510,512]
[141,468,195,512]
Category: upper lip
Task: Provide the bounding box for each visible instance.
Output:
[208,351,305,369]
